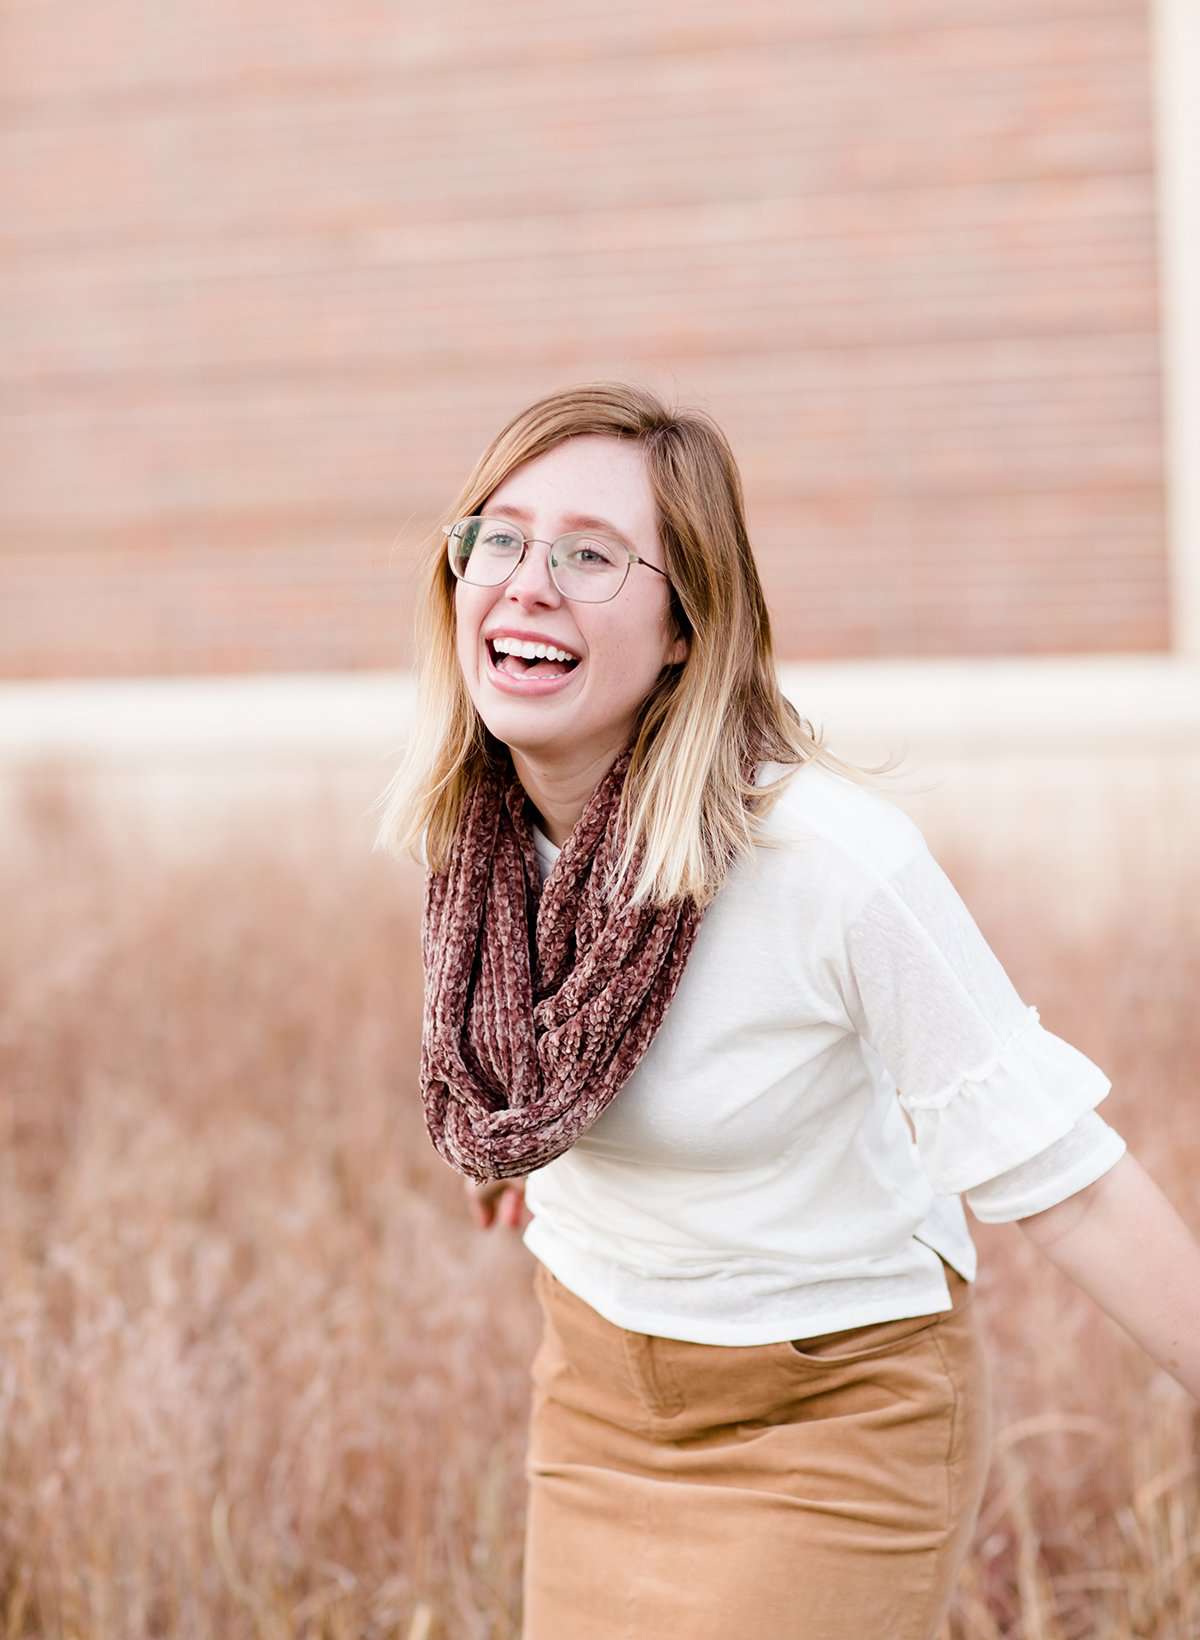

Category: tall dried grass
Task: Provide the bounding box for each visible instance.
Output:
[1,753,1197,1639]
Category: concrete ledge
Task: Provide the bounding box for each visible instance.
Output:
[0,656,1196,768]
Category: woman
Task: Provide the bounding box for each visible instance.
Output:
[374,381,1199,1639]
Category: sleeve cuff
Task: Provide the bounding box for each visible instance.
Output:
[964,1114,1128,1223]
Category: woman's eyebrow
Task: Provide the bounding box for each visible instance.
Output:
[489,504,635,550]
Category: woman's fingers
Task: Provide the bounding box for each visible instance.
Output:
[501,1186,532,1228]
[464,1175,529,1230]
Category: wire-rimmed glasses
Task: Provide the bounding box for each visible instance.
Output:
[442,515,671,604]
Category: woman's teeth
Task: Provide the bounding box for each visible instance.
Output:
[487,636,582,680]
[491,637,578,664]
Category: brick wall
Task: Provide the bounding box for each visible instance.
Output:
[0,2,1167,678]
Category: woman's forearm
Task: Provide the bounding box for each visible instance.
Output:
[1014,1149,1200,1401]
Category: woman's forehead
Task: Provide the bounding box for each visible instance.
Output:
[483,437,657,540]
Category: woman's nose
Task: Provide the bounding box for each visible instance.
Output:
[506,539,561,603]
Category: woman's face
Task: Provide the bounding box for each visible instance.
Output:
[454,434,688,769]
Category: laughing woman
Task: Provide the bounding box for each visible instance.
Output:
[374,381,1200,1640]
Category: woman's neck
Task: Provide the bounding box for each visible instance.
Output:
[511,741,627,850]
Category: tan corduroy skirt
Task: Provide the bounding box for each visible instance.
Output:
[522,1250,993,1640]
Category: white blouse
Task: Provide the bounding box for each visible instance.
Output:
[512,758,1126,1345]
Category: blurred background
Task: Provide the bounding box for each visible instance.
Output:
[1,3,1198,1636]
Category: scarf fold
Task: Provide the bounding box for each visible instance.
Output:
[419,744,756,1183]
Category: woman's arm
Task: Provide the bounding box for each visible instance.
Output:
[1015,1150,1200,1400]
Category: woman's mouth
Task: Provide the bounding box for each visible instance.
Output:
[483,637,584,696]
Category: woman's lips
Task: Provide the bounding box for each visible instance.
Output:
[483,639,584,696]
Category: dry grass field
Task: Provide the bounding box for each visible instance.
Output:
[1,751,1197,1639]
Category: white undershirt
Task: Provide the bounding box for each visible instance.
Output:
[517,759,1126,1345]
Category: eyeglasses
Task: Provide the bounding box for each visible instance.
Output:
[442,515,671,604]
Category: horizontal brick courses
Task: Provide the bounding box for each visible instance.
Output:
[0,2,1169,675]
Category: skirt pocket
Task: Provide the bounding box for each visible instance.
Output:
[783,1307,945,1367]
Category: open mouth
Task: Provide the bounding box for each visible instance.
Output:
[485,638,583,682]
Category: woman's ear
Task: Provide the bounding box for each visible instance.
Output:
[666,587,690,665]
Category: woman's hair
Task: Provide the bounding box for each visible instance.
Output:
[371,380,906,909]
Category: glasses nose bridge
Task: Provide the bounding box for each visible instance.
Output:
[505,532,560,593]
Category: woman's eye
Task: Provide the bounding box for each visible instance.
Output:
[565,539,619,567]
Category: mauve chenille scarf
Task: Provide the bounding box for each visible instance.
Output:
[419,744,756,1184]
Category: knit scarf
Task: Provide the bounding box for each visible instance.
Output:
[419,744,752,1184]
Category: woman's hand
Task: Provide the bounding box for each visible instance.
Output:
[464,1174,533,1231]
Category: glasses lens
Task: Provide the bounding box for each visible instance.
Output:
[550,532,627,602]
[447,516,522,585]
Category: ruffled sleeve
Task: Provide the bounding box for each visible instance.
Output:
[835,836,1123,1201]
[963,1107,1127,1222]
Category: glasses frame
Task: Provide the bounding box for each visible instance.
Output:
[442,514,672,604]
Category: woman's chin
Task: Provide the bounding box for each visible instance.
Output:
[482,712,572,751]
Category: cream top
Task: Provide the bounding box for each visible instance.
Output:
[515,758,1125,1345]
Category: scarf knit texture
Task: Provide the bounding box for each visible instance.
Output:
[419,744,755,1184]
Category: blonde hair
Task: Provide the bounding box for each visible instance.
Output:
[372,380,906,909]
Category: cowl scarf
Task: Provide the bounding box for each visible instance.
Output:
[419,744,756,1184]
